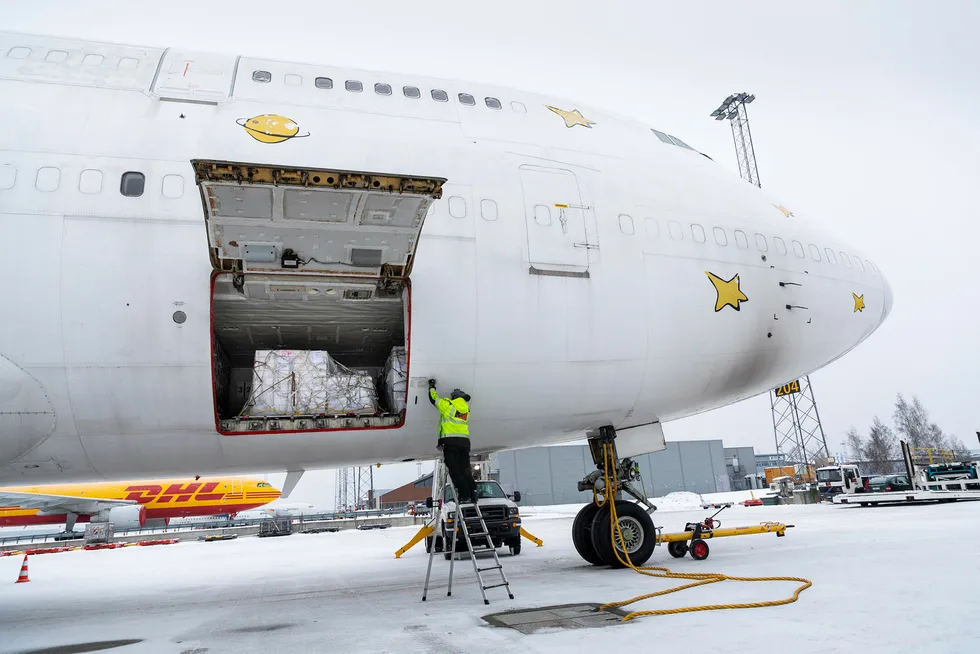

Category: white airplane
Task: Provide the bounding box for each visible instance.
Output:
[0,31,892,565]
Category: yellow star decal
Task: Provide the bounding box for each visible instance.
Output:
[773,204,794,218]
[706,271,749,312]
[545,105,596,129]
[852,293,865,313]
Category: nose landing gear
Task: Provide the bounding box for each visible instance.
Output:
[573,426,659,567]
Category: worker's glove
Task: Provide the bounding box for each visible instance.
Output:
[428,378,436,388]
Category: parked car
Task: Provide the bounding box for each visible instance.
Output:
[867,474,912,492]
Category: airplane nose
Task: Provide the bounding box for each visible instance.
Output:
[880,271,894,323]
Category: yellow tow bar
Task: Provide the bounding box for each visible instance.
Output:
[657,521,792,544]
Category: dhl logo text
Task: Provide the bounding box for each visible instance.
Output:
[123,482,226,503]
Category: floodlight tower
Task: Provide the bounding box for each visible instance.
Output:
[710,93,830,474]
[334,465,374,511]
[710,93,761,186]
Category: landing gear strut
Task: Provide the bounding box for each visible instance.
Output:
[572,426,658,567]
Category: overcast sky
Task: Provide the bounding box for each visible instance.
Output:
[7,1,978,507]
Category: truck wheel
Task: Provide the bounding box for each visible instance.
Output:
[509,541,522,556]
[667,541,688,558]
[572,503,605,566]
[690,538,709,561]
[590,501,657,568]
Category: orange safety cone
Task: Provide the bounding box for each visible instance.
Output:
[15,554,29,583]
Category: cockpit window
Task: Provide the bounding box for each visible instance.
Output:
[257,482,273,488]
[668,134,693,150]
[651,129,673,145]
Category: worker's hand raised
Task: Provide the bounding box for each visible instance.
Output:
[428,378,437,388]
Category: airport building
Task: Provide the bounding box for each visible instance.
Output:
[491,439,758,507]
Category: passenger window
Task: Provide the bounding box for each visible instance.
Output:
[480,199,498,221]
[809,244,821,261]
[375,83,392,96]
[431,89,449,102]
[0,164,15,190]
[252,70,272,83]
[78,169,103,194]
[755,233,768,252]
[458,93,476,106]
[120,171,145,197]
[840,251,852,267]
[734,230,748,249]
[448,196,467,218]
[7,47,31,59]
[644,218,659,238]
[315,77,333,89]
[619,214,635,235]
[668,220,683,240]
[511,101,527,114]
[403,86,420,99]
[533,204,551,226]
[485,97,502,110]
[792,240,805,258]
[45,50,68,63]
[118,57,139,70]
[824,248,836,263]
[162,174,185,199]
[345,80,363,92]
[854,257,865,272]
[284,74,302,86]
[35,166,61,192]
[774,237,787,255]
[713,227,728,246]
[83,54,104,66]
[691,224,706,243]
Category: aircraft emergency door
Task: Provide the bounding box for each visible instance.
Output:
[519,165,590,275]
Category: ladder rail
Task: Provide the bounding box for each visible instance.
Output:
[424,479,514,605]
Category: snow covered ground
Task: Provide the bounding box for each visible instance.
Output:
[2,493,978,653]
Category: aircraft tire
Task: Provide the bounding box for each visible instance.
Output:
[590,501,656,568]
[572,503,605,566]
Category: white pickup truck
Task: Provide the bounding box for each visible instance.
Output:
[425,479,523,558]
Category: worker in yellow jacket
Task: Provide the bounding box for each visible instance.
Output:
[428,379,476,504]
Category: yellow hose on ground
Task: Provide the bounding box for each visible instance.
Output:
[596,443,812,622]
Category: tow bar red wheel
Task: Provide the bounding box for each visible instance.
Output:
[690,538,710,561]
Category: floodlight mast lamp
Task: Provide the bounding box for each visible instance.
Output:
[710,93,761,188]
[710,93,831,471]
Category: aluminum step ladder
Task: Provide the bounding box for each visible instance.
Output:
[422,482,514,605]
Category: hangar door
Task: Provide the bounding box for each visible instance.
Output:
[519,165,590,275]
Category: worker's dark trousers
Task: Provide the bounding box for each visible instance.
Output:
[440,437,475,503]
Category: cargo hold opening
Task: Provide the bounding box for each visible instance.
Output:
[193,159,445,435]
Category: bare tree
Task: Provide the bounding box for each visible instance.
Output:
[845,427,864,462]
[892,393,968,457]
[860,417,898,474]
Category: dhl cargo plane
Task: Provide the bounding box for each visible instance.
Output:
[0,478,281,531]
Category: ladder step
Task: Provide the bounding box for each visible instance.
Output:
[467,532,489,537]
[477,565,502,572]
[483,583,510,590]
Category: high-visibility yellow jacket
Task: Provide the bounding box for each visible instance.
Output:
[429,388,470,439]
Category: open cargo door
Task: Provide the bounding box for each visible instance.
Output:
[192,161,445,436]
[192,160,445,278]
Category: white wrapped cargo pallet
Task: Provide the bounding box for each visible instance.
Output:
[244,349,379,417]
[246,350,335,416]
[383,346,407,414]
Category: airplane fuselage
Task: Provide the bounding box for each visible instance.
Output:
[0,32,892,484]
